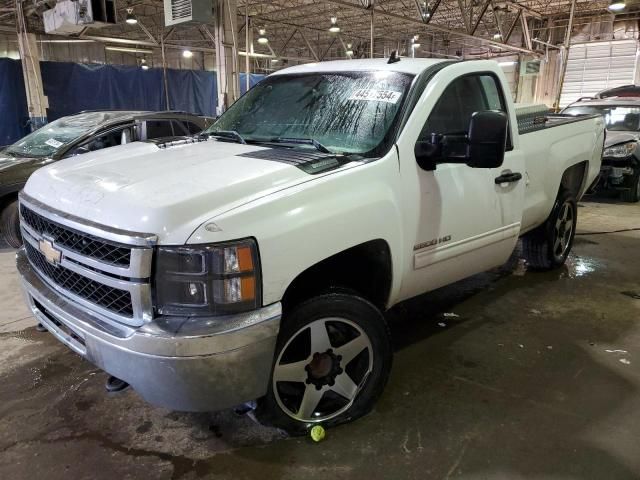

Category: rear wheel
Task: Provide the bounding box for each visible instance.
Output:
[0,200,22,248]
[256,293,392,434]
[522,189,577,270]
[621,170,640,203]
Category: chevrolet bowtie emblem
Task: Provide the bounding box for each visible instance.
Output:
[39,239,62,265]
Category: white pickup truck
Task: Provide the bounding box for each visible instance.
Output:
[17,58,604,433]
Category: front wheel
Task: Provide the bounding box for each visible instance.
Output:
[522,190,577,270]
[0,200,22,248]
[256,293,392,434]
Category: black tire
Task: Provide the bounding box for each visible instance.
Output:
[256,293,392,435]
[0,200,22,248]
[522,189,577,270]
[621,170,640,203]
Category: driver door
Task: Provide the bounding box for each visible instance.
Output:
[399,71,525,300]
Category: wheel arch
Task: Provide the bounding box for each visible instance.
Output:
[560,160,589,200]
[281,239,393,313]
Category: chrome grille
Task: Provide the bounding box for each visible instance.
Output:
[19,193,156,327]
[20,205,131,267]
[25,242,134,317]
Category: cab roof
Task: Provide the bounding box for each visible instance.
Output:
[271,58,454,76]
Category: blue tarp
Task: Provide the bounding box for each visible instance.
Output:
[0,60,266,145]
[240,73,265,94]
[41,62,219,120]
[0,58,29,147]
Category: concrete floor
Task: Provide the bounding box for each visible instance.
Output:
[1,197,639,480]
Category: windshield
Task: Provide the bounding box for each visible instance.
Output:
[563,105,640,132]
[4,111,136,158]
[207,71,414,155]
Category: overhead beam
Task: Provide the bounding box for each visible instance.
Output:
[322,0,539,56]
[136,20,159,45]
[457,0,471,33]
[520,13,532,50]
[277,28,297,56]
[504,9,522,43]
[496,0,543,20]
[471,0,491,36]
[489,1,505,40]
[424,0,441,24]
[298,28,320,61]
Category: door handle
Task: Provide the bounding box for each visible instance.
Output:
[494,172,522,184]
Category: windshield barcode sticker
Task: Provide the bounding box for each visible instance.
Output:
[349,89,402,104]
[45,138,64,148]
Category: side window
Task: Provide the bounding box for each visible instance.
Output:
[420,74,506,140]
[185,121,203,134]
[170,120,191,136]
[480,76,505,111]
[145,120,177,139]
[66,126,129,156]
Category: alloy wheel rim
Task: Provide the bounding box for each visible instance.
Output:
[553,200,574,259]
[272,317,373,423]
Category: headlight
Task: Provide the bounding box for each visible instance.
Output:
[155,238,261,316]
[603,142,636,158]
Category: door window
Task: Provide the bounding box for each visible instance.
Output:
[66,126,131,156]
[184,121,203,134]
[420,74,507,140]
[145,120,177,138]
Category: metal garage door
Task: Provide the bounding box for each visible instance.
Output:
[559,40,638,107]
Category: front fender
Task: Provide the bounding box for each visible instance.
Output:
[187,154,405,308]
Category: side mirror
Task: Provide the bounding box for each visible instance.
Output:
[465,110,508,169]
[414,138,441,171]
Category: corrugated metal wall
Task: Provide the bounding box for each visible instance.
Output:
[559,40,638,107]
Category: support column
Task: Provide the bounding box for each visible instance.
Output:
[214,0,240,115]
[16,30,48,130]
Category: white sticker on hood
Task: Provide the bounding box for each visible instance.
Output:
[45,138,64,148]
[349,89,402,104]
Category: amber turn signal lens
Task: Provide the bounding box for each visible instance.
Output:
[237,246,254,272]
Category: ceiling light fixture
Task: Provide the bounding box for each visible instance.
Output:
[493,32,502,40]
[182,49,193,58]
[257,28,269,44]
[329,16,341,33]
[125,8,137,25]
[608,0,626,11]
[420,1,431,20]
[345,42,354,56]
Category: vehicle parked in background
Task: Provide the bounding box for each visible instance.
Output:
[596,85,640,99]
[563,97,640,202]
[17,59,604,433]
[0,110,213,247]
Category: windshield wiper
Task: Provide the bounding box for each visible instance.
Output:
[207,130,247,145]
[270,137,333,154]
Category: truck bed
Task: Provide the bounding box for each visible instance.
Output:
[515,104,601,135]
[517,110,604,234]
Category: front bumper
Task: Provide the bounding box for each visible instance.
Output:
[17,249,281,412]
[600,157,637,187]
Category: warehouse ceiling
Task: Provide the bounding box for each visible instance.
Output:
[1,0,638,67]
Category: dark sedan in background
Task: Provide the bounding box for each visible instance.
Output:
[563,97,640,203]
[0,110,213,247]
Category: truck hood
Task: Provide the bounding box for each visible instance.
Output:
[604,131,639,147]
[23,140,311,244]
